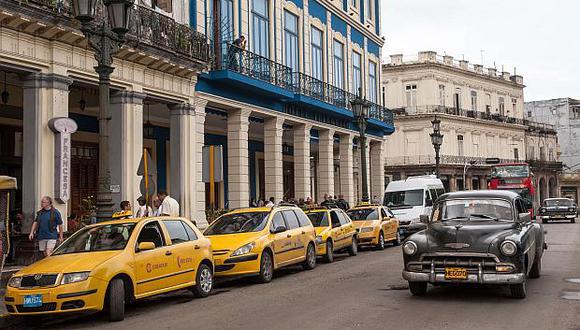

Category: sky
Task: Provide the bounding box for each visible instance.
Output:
[381,0,580,102]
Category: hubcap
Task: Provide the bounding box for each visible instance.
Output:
[380,234,384,247]
[353,239,357,253]
[200,268,213,293]
[308,246,315,266]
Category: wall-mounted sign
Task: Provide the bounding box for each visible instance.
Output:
[48,117,78,204]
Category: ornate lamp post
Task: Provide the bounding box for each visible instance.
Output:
[351,91,371,203]
[72,0,134,221]
[430,116,444,178]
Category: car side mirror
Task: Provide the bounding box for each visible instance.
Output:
[425,199,433,207]
[271,226,287,234]
[138,242,156,251]
[419,214,430,224]
[517,213,531,224]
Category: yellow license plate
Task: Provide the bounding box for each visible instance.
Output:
[444,267,468,280]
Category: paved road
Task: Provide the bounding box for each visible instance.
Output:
[12,220,580,330]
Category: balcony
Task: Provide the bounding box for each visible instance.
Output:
[3,0,210,68]
[523,120,557,135]
[203,43,394,129]
[385,155,518,167]
[393,105,525,125]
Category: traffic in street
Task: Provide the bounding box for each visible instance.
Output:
[6,218,580,330]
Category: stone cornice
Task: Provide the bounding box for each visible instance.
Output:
[110,91,146,105]
[22,73,73,91]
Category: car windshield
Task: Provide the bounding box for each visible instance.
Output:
[346,209,379,221]
[384,189,423,209]
[307,211,329,227]
[204,212,269,235]
[544,199,573,207]
[433,199,514,222]
[491,165,530,178]
[53,223,135,255]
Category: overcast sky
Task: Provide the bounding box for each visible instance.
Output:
[381,0,580,102]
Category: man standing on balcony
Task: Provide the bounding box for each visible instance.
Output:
[230,35,246,71]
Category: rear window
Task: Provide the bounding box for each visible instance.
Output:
[307,211,328,227]
[346,208,379,221]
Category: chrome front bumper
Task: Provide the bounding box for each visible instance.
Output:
[541,215,576,219]
[402,271,525,284]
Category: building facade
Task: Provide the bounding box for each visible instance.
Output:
[0,0,393,232]
[381,51,526,191]
[525,98,580,200]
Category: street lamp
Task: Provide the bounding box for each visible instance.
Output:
[351,90,371,203]
[430,116,444,178]
[72,0,134,221]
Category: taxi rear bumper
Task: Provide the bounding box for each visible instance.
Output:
[5,276,107,315]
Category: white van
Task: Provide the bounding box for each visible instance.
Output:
[384,175,445,238]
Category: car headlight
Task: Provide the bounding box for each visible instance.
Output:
[231,242,255,257]
[8,276,22,288]
[360,227,374,233]
[61,272,90,285]
[569,207,576,212]
[315,236,323,245]
[500,241,517,256]
[403,241,418,255]
[540,207,546,214]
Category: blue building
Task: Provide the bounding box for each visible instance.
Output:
[192,0,394,211]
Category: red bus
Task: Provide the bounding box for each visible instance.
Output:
[489,162,535,214]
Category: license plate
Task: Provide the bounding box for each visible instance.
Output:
[444,267,468,280]
[23,294,42,307]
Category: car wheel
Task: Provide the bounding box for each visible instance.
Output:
[393,231,402,246]
[323,240,334,263]
[572,218,576,223]
[106,278,125,322]
[191,263,213,298]
[510,280,527,299]
[257,250,274,283]
[347,237,358,256]
[302,243,317,270]
[376,232,385,250]
[529,256,542,279]
[408,282,427,296]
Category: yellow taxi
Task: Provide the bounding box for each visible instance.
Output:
[304,206,358,262]
[5,217,213,322]
[346,203,400,250]
[204,204,317,283]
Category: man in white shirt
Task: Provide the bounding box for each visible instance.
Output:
[157,191,180,216]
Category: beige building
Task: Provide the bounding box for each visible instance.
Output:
[381,51,527,191]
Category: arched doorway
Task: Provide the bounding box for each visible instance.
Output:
[548,177,557,198]
[539,177,547,202]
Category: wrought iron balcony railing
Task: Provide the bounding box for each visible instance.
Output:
[223,43,293,89]
[292,73,349,109]
[393,105,525,125]
[9,0,210,64]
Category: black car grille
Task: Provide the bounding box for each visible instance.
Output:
[16,303,57,313]
[420,255,498,272]
[21,274,59,288]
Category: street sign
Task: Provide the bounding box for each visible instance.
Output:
[485,158,500,164]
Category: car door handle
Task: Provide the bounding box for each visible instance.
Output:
[301,231,306,235]
[165,251,172,256]
[194,245,200,250]
[287,234,292,238]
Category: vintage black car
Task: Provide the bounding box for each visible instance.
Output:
[539,198,577,223]
[401,190,546,299]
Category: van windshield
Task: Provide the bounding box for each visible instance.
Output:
[384,189,424,209]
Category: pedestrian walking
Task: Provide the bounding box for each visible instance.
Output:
[158,191,180,216]
[28,196,63,257]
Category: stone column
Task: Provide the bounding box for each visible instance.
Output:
[227,109,251,208]
[110,91,145,209]
[22,73,72,232]
[170,103,196,220]
[264,117,284,203]
[466,175,473,190]
[370,140,385,204]
[480,176,488,190]
[450,175,458,192]
[294,124,312,200]
[339,134,355,207]
[194,98,208,228]
[318,129,335,202]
